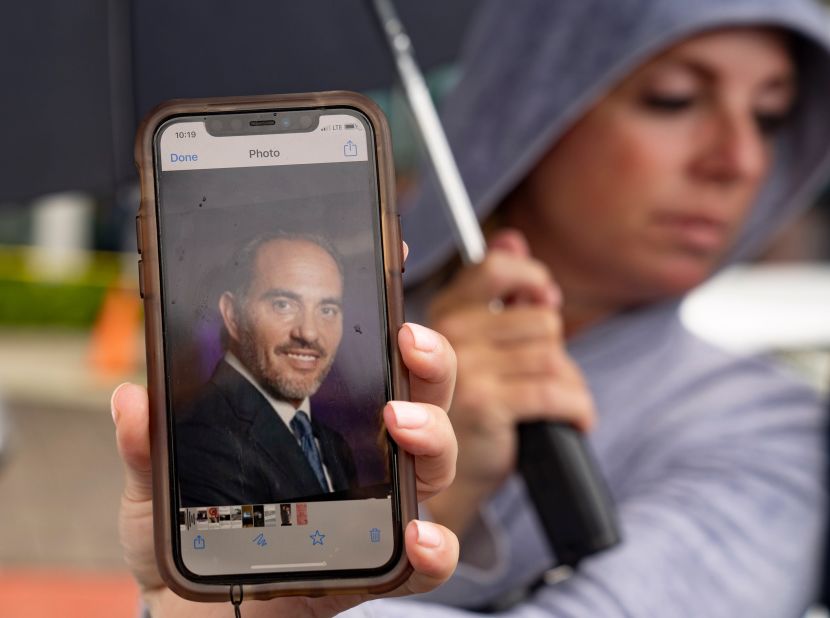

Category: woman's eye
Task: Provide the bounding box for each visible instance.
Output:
[754,111,790,137]
[641,94,696,112]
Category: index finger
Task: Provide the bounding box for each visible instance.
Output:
[431,251,559,316]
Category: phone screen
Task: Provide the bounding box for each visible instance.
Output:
[152,108,399,580]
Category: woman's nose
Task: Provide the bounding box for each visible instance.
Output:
[695,108,769,186]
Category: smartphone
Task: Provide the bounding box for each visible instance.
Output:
[134,92,413,601]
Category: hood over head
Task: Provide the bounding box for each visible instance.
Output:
[402,0,830,286]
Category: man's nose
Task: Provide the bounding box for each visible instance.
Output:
[291,309,318,342]
[695,108,768,185]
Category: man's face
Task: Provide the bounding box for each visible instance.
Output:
[225,239,344,406]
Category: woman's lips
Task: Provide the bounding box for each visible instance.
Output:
[652,212,730,252]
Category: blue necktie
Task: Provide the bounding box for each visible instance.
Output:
[290,411,329,492]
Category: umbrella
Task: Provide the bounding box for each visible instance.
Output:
[0,1,134,203]
[0,0,478,204]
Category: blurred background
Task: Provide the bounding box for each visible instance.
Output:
[0,1,476,615]
[0,1,828,616]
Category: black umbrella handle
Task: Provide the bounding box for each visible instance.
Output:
[518,421,620,567]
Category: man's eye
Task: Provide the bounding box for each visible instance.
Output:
[320,305,340,317]
[271,299,296,313]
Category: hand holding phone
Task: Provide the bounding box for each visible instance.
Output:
[113,320,459,616]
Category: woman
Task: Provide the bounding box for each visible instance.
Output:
[361,0,830,616]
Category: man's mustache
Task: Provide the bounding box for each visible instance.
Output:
[274,339,326,358]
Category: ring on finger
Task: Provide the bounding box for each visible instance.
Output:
[488,298,505,314]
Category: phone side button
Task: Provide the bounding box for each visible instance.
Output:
[397,215,405,274]
[137,260,145,299]
[135,215,143,255]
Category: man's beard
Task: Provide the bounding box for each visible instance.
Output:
[236,322,336,403]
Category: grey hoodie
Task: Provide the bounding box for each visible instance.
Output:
[351,0,830,616]
[403,0,830,282]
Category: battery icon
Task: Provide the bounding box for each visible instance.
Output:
[344,123,357,129]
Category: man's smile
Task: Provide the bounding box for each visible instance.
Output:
[279,348,325,371]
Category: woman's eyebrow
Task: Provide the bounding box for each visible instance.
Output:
[652,57,795,93]
[652,58,717,83]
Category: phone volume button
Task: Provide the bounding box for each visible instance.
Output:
[135,215,143,255]
[137,259,145,299]
[397,214,404,274]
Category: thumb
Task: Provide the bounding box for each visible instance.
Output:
[112,383,153,503]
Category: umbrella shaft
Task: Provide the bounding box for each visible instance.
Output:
[370,0,486,265]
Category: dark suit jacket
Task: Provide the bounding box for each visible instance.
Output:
[175,360,358,507]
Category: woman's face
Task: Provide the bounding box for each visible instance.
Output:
[514,28,796,307]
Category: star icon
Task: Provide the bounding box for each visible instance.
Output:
[309,530,326,546]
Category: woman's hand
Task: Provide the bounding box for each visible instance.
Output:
[426,229,596,536]
[113,320,458,618]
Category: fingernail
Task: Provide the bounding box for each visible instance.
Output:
[389,401,429,429]
[111,382,130,425]
[414,520,442,549]
[404,322,439,353]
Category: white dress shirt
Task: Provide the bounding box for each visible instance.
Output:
[225,352,333,492]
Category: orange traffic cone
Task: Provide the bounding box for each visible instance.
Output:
[89,279,142,378]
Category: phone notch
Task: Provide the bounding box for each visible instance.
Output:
[205,111,319,137]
